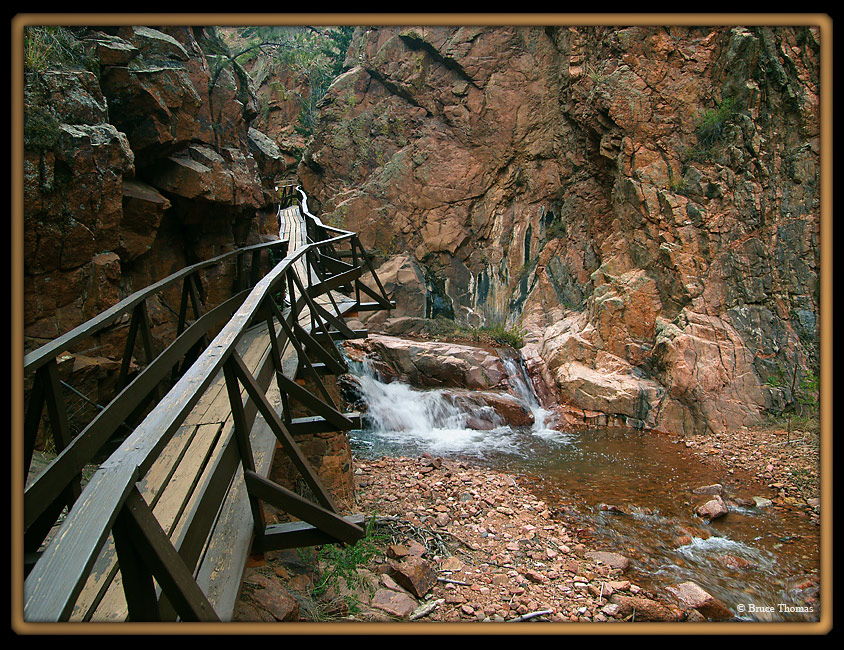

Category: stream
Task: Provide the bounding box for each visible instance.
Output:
[344,351,821,623]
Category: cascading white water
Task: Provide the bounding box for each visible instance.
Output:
[356,371,471,434]
[344,352,554,458]
[498,353,555,436]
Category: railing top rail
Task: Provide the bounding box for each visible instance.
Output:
[24,239,288,375]
[23,209,360,621]
[296,186,355,240]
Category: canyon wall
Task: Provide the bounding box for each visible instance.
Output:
[297,25,822,436]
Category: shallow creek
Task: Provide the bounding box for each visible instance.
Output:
[346,355,821,623]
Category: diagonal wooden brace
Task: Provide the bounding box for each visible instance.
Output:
[113,486,220,622]
[227,350,339,513]
[243,471,363,548]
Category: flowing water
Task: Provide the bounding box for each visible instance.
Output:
[345,353,821,623]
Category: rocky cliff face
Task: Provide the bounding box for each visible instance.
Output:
[23,26,285,355]
[298,25,821,436]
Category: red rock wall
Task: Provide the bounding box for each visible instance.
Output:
[298,25,822,436]
[23,26,285,356]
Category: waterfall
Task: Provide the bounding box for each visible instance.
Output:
[342,345,565,460]
[343,353,523,457]
[498,352,555,436]
[355,370,472,434]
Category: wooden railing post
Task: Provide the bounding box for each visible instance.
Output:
[113,487,220,622]
[223,356,267,543]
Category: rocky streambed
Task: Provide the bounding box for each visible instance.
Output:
[236,443,820,626]
[233,334,822,627]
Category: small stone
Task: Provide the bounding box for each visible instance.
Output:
[523,569,545,584]
[371,588,418,619]
[608,594,676,621]
[719,554,757,570]
[387,544,410,559]
[240,572,299,621]
[601,603,620,617]
[492,573,509,585]
[666,581,733,620]
[585,551,630,572]
[380,574,402,591]
[695,495,729,519]
[440,556,463,572]
[407,540,428,557]
[692,483,723,495]
[388,556,437,598]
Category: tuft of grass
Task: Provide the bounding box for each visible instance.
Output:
[311,516,387,602]
[420,316,526,349]
[23,26,99,152]
[685,97,739,162]
[479,323,525,349]
[24,26,94,73]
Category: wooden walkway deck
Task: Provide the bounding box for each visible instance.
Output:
[72,323,281,621]
[78,206,360,620]
[21,190,393,624]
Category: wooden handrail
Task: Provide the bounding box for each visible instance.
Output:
[22,239,290,554]
[24,239,287,375]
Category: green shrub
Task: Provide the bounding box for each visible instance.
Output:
[694,97,738,151]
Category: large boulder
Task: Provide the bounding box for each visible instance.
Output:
[347,334,508,391]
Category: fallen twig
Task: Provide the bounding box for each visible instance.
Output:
[507,609,553,622]
[437,576,470,586]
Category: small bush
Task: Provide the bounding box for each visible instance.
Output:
[24,26,94,73]
[694,97,738,150]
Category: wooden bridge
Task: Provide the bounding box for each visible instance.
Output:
[19,186,395,623]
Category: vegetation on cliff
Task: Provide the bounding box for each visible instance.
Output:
[219,26,353,136]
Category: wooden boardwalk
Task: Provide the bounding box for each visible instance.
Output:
[20,189,394,624]
[71,323,281,621]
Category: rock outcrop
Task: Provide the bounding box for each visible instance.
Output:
[299,25,822,436]
[349,334,509,391]
[343,334,537,430]
[23,26,282,356]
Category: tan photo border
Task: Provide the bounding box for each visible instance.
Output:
[10,12,834,636]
